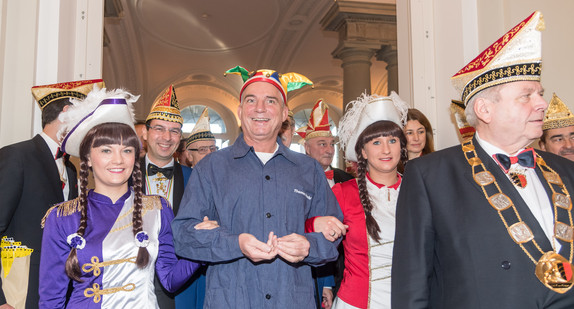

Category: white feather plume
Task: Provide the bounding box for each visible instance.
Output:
[58,86,140,140]
[338,92,376,151]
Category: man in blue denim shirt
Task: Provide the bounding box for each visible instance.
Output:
[172,68,343,308]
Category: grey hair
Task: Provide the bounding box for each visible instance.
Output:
[464,85,503,127]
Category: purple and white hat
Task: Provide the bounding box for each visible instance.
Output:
[58,87,139,157]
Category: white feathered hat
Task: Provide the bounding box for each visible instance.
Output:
[58,86,139,157]
[338,91,408,162]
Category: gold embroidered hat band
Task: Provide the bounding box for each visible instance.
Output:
[31,79,105,110]
[451,11,544,105]
[543,93,574,131]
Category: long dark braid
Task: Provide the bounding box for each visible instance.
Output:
[65,160,90,281]
[132,159,150,268]
[356,152,382,242]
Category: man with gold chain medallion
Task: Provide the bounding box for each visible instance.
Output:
[141,85,192,309]
[392,11,574,308]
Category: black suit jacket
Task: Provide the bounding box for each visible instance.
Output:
[0,134,77,308]
[392,137,574,308]
[332,167,354,184]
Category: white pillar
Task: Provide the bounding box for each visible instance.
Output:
[0,0,104,147]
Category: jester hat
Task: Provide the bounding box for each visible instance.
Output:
[451,11,544,105]
[31,79,105,110]
[225,66,313,104]
[146,85,183,125]
[296,99,332,140]
[543,93,574,131]
[186,107,215,148]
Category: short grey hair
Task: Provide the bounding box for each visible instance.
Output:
[464,85,503,127]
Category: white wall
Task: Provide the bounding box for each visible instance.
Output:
[0,0,104,147]
[397,0,574,150]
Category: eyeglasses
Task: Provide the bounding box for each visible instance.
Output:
[147,124,182,137]
[187,146,219,155]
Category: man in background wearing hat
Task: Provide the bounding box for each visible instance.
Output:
[539,93,574,161]
[297,99,353,308]
[175,107,218,309]
[0,79,102,309]
[172,67,342,308]
[141,85,192,309]
[185,107,218,167]
[392,11,574,308]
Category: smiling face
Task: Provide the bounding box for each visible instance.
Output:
[361,135,402,177]
[404,120,426,158]
[143,119,182,166]
[238,81,287,149]
[540,126,574,161]
[88,143,135,194]
[476,81,547,153]
[305,136,335,170]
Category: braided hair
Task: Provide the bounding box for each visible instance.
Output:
[64,123,149,281]
[354,120,407,242]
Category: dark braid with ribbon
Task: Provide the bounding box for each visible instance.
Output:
[65,160,90,282]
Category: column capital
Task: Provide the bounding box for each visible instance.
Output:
[321,1,397,57]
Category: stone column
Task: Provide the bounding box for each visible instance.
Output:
[377,45,399,94]
[321,0,397,107]
[335,47,375,110]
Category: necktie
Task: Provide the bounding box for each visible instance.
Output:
[493,148,536,173]
[325,170,334,180]
[147,163,174,179]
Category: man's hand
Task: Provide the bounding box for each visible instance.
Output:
[238,232,278,262]
[194,216,219,230]
[0,304,15,309]
[322,287,334,309]
[314,216,348,242]
[277,233,310,263]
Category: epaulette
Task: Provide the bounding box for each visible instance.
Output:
[142,195,164,211]
[41,198,81,228]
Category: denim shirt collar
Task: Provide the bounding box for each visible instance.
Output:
[232,133,296,165]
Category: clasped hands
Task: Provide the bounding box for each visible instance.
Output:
[239,232,310,263]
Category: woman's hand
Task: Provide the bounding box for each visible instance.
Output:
[194,216,219,230]
[314,216,347,242]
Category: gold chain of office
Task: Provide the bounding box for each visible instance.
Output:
[462,139,574,293]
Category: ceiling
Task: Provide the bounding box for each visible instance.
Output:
[102,0,393,137]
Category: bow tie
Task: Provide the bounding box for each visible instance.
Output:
[55,147,69,161]
[493,148,536,173]
[325,170,334,180]
[147,163,174,179]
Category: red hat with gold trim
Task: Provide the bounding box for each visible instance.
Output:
[225,66,313,104]
[543,93,574,131]
[296,99,332,140]
[450,100,475,140]
[31,79,105,110]
[451,11,544,105]
[146,85,183,125]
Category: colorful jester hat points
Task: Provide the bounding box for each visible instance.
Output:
[225,66,313,104]
[543,93,574,131]
[296,99,332,140]
[451,11,544,105]
[186,107,215,148]
[31,79,105,110]
[146,85,183,125]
